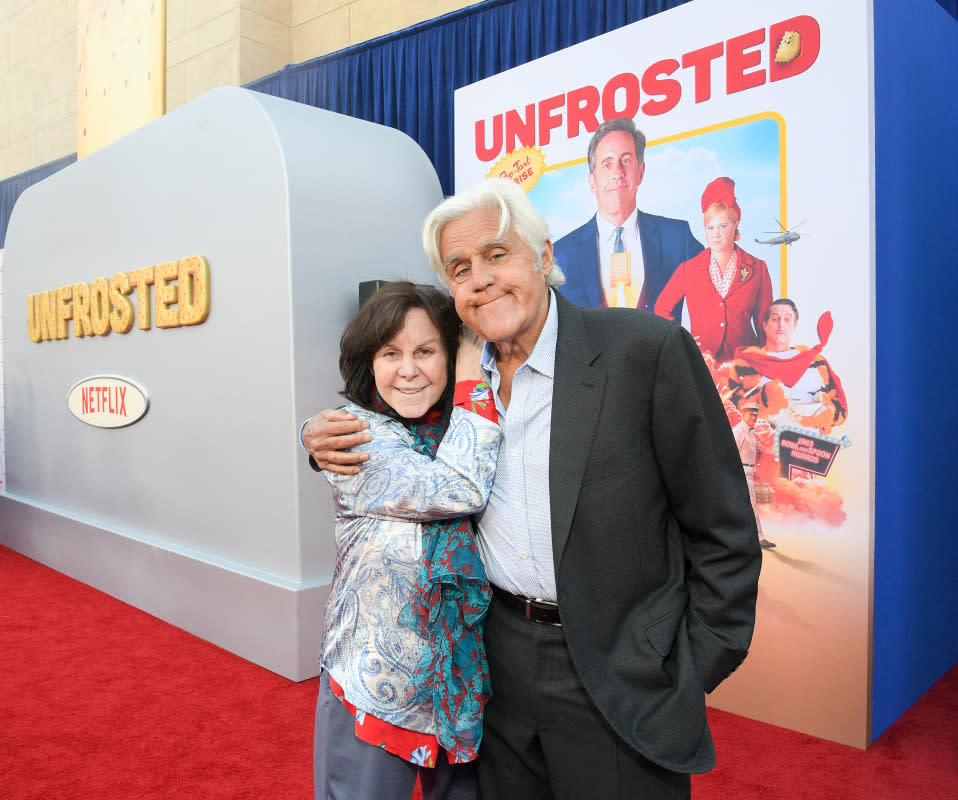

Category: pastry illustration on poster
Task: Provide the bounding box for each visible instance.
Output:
[454,0,874,747]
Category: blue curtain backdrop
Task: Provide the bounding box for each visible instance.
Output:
[1,0,956,246]
[246,0,692,196]
[0,154,76,248]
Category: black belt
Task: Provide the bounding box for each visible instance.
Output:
[492,585,561,626]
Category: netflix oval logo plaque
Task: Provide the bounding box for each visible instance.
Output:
[67,376,150,428]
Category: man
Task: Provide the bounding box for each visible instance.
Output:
[732,402,774,549]
[305,179,761,799]
[728,298,847,436]
[554,117,703,313]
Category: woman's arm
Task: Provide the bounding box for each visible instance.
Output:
[453,325,498,424]
[327,405,501,522]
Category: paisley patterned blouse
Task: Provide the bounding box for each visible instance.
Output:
[321,399,502,742]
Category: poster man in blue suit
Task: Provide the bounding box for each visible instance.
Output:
[554,117,703,315]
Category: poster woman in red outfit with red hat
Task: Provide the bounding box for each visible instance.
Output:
[654,177,773,362]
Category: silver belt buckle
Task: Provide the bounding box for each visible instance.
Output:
[524,598,535,620]
[529,596,561,626]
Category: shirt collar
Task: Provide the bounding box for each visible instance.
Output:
[481,288,558,379]
[595,206,639,243]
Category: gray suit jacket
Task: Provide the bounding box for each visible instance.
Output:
[548,292,761,772]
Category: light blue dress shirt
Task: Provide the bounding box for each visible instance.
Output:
[477,289,559,601]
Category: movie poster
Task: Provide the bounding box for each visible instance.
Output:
[454,0,874,747]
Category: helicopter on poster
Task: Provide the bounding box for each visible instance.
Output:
[755,219,807,246]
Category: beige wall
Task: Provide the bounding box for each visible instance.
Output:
[166,0,295,113]
[291,0,476,64]
[77,0,166,159]
[0,0,78,181]
[1,0,481,182]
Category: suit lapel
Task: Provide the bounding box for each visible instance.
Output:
[550,295,605,578]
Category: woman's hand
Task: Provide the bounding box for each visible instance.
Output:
[455,325,485,382]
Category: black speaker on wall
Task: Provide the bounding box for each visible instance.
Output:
[358,280,440,309]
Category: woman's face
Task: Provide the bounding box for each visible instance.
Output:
[372,307,449,419]
[705,209,737,255]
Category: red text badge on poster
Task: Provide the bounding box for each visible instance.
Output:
[486,146,546,194]
[67,376,150,428]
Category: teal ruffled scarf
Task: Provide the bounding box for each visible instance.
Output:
[375,393,492,763]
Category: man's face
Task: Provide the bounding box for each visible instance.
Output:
[588,130,645,225]
[763,303,797,352]
[742,408,759,427]
[440,207,553,354]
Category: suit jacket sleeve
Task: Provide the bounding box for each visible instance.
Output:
[554,219,600,308]
[650,324,762,692]
[653,258,690,320]
[684,223,703,257]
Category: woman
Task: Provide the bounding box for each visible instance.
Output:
[654,176,772,362]
[314,281,501,800]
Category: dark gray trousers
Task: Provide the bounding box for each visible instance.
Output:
[477,596,691,800]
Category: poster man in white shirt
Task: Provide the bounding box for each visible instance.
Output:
[553,117,702,313]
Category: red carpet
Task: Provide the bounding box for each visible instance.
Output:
[695,673,958,799]
[2,543,956,799]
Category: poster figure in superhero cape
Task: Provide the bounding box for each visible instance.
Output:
[722,298,850,527]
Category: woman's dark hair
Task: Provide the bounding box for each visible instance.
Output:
[339,281,460,411]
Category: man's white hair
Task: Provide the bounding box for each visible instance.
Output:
[422,178,566,288]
